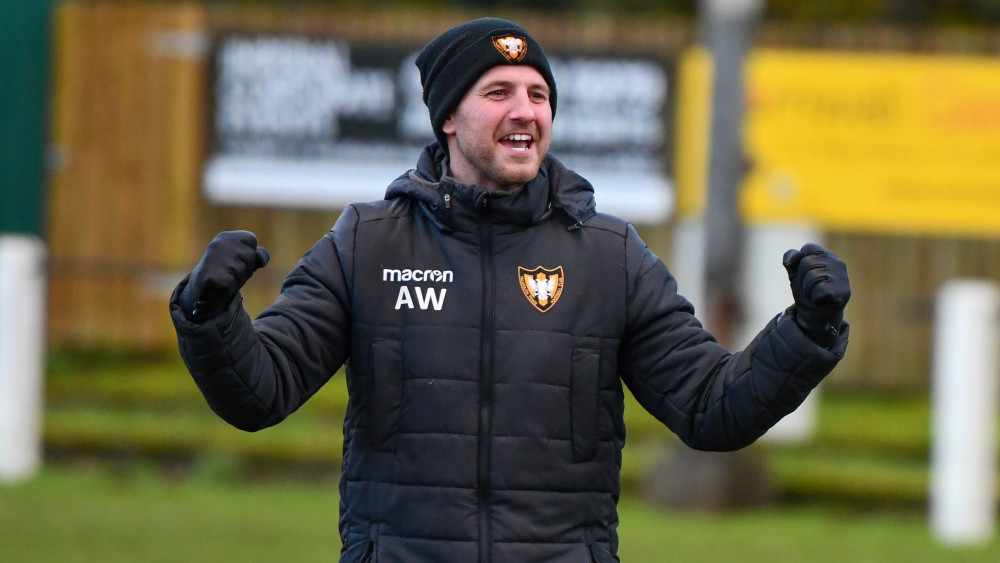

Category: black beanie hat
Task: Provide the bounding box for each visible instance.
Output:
[415,17,558,150]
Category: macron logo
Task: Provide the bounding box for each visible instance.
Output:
[382,268,453,311]
[382,268,454,283]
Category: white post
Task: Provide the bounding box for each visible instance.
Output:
[0,235,47,482]
[738,223,822,443]
[930,280,1000,544]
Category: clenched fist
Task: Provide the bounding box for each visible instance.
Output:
[178,230,270,320]
[782,243,850,347]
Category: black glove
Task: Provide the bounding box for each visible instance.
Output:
[782,243,850,347]
[178,230,270,320]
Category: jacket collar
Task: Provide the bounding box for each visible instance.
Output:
[385,143,597,232]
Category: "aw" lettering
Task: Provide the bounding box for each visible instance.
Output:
[394,286,447,311]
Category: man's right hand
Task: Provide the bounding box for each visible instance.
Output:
[178,230,270,320]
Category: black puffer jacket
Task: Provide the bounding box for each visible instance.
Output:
[170,144,847,563]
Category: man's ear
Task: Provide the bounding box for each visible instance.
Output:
[442,115,456,135]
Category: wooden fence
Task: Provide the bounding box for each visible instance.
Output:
[47,1,1000,390]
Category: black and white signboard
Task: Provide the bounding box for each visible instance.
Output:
[204,35,674,223]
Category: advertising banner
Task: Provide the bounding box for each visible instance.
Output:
[743,49,1000,236]
[205,35,674,223]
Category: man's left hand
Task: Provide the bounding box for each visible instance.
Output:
[782,243,851,347]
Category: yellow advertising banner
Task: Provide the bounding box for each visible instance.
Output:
[741,49,1000,236]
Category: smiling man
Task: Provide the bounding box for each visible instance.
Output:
[169,18,851,563]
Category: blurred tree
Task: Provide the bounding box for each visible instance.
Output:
[764,0,1000,21]
[964,0,1000,18]
[448,0,697,13]
[203,0,1000,22]
[442,0,1000,21]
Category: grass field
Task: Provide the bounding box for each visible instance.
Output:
[2,350,998,561]
[2,464,999,562]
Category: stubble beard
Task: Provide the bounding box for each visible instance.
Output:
[475,142,545,192]
[448,128,547,192]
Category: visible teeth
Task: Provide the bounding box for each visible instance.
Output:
[504,134,532,141]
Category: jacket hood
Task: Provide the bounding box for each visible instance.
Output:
[385,143,597,232]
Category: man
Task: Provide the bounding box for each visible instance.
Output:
[170,17,850,563]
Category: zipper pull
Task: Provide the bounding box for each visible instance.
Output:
[442,183,453,209]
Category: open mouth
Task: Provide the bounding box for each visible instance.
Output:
[500,133,534,153]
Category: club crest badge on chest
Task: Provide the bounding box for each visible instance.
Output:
[518,266,564,313]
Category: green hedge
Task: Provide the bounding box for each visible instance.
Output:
[45,350,964,507]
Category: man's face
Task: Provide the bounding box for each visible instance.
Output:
[442,65,552,192]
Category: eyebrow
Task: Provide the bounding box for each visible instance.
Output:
[479,79,550,94]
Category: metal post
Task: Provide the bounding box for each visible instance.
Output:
[698,0,763,345]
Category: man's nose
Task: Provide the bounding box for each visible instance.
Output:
[508,90,537,122]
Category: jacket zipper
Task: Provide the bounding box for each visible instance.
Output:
[477,201,495,563]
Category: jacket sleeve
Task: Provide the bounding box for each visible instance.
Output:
[168,206,358,432]
[617,224,848,451]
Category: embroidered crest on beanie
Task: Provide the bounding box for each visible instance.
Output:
[492,35,528,62]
